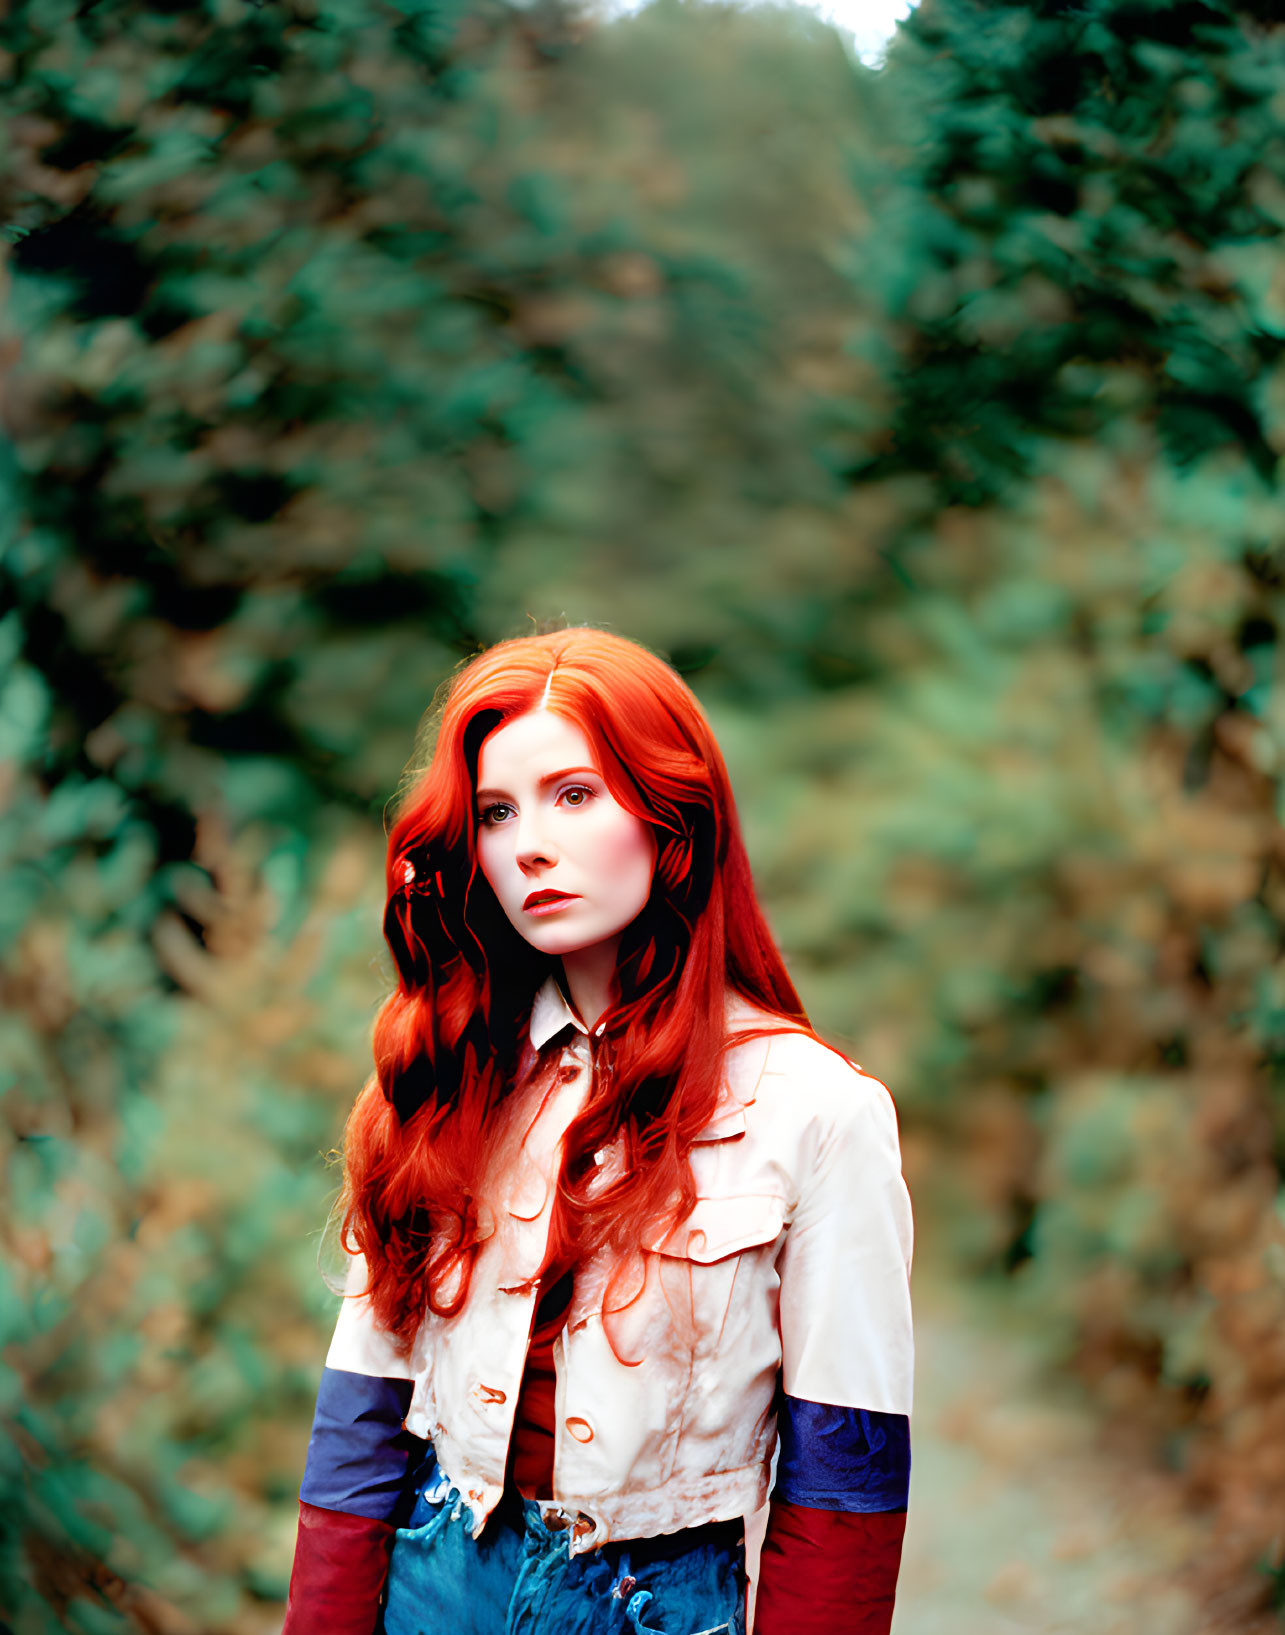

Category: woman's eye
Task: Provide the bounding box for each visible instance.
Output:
[560,786,593,808]
[479,803,512,826]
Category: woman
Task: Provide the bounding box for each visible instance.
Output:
[283,626,914,1635]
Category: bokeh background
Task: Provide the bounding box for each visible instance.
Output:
[3,0,1285,1630]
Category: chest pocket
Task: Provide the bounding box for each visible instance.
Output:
[643,1193,787,1352]
[646,1194,786,1262]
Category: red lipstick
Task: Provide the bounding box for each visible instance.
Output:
[523,889,578,915]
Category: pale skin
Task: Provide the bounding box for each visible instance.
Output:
[474,710,658,1032]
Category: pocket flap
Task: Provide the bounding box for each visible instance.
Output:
[644,1193,786,1263]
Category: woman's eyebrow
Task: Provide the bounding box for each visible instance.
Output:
[475,765,601,802]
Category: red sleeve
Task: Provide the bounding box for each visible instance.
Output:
[753,1498,907,1635]
[281,1500,394,1635]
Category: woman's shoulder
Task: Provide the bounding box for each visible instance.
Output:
[724,990,897,1128]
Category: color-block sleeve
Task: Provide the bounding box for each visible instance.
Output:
[282,1252,419,1635]
[776,1063,914,1416]
[757,1396,909,1630]
[758,1062,914,1633]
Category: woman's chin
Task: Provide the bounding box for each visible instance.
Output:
[514,920,620,960]
[509,920,581,955]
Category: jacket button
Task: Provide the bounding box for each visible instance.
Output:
[566,1416,594,1443]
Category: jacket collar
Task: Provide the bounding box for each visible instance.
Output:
[529,972,607,1051]
[526,974,775,1143]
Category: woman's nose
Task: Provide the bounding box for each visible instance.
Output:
[514,812,557,867]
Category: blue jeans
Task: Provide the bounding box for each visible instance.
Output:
[380,1448,747,1635]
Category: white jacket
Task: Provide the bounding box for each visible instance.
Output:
[324,975,915,1554]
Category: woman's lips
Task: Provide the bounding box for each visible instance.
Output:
[523,892,579,916]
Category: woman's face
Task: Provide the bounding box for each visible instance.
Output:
[474,709,657,960]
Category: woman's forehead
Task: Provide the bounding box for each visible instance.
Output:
[474,709,599,792]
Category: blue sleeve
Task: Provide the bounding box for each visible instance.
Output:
[298,1365,417,1520]
[774,1393,911,1513]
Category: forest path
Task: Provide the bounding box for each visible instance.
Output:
[893,1191,1208,1635]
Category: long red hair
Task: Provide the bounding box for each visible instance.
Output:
[338,626,819,1351]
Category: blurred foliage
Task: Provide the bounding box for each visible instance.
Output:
[1,0,1284,1628]
[830,0,1285,1622]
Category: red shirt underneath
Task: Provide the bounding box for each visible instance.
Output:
[507,1262,574,1499]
